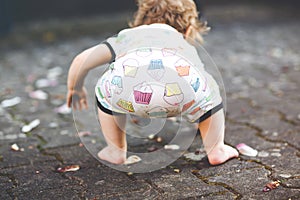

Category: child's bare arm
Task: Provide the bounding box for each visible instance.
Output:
[67,44,112,109]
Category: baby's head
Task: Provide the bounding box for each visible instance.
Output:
[130,0,210,43]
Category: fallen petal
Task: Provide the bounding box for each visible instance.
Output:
[95,180,105,185]
[164,144,180,150]
[124,155,142,165]
[54,103,72,114]
[35,78,58,88]
[22,119,40,133]
[262,186,271,192]
[47,66,63,79]
[279,174,291,178]
[270,152,282,157]
[29,90,48,100]
[184,152,206,161]
[1,97,21,108]
[147,145,158,152]
[29,119,40,128]
[48,122,58,128]
[262,180,281,192]
[258,151,269,157]
[156,137,162,143]
[11,143,20,151]
[148,134,155,140]
[56,165,80,173]
[21,125,30,133]
[236,143,258,157]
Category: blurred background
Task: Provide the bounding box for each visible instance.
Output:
[1,0,300,48]
[1,0,300,23]
[0,1,300,198]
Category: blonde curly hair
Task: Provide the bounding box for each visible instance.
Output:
[129,0,210,43]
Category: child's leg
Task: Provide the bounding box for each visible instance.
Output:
[97,108,127,164]
[198,109,238,165]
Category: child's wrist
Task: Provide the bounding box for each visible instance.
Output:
[68,82,84,90]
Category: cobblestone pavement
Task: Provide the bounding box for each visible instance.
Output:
[0,4,299,200]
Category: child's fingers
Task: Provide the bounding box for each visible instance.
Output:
[66,93,72,108]
[75,99,86,110]
[82,99,88,109]
[66,90,88,110]
[67,93,78,110]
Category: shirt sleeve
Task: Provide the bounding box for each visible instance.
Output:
[101,35,117,62]
[101,30,134,61]
[102,41,116,62]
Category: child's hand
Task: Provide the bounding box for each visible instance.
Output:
[66,87,88,110]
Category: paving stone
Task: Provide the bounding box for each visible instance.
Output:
[134,168,235,199]
[0,175,15,200]
[0,138,57,169]
[207,167,299,199]
[0,4,300,199]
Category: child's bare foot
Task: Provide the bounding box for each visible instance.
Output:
[207,144,239,165]
[97,146,126,164]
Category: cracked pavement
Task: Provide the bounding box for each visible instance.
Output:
[0,4,299,200]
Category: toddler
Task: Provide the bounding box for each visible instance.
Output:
[66,0,238,165]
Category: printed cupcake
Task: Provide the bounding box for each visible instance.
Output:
[116,99,135,113]
[174,58,191,76]
[163,83,184,106]
[133,82,153,105]
[123,58,139,77]
[147,59,165,81]
[111,76,123,95]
